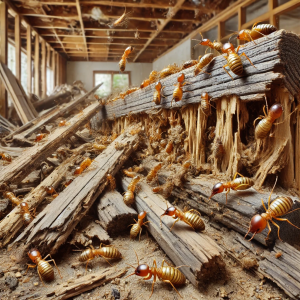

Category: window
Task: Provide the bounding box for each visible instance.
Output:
[21,52,27,94]
[8,43,16,76]
[93,71,131,98]
[47,67,54,96]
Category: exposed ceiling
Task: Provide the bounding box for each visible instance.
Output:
[10,0,233,62]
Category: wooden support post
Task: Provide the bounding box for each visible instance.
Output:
[52,51,56,88]
[41,39,47,98]
[34,34,40,97]
[15,14,21,81]
[26,26,32,95]
[46,44,51,68]
[56,53,59,86]
[0,2,7,117]
[269,0,276,26]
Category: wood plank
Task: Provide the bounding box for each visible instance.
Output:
[102,30,300,120]
[0,143,90,248]
[121,177,224,286]
[34,33,40,97]
[0,2,8,118]
[33,91,72,112]
[41,39,47,98]
[26,26,32,95]
[15,14,21,81]
[13,130,140,254]
[0,99,102,186]
[97,190,138,236]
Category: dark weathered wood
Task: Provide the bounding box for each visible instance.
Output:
[100,30,299,121]
[0,143,90,247]
[0,101,102,186]
[13,131,139,254]
[33,91,72,112]
[97,190,138,236]
[46,268,127,300]
[121,176,225,286]
[0,63,36,123]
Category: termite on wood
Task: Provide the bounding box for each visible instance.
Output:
[130,211,150,240]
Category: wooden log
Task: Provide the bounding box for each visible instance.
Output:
[101,30,300,120]
[0,143,90,248]
[97,190,138,236]
[33,91,72,112]
[0,100,102,186]
[121,176,225,286]
[13,131,140,254]
[46,268,127,300]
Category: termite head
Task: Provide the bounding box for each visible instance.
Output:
[125,46,134,54]
[236,30,248,41]
[201,92,209,100]
[134,264,150,277]
[161,206,176,217]
[269,103,283,119]
[199,38,211,46]
[138,211,147,220]
[245,214,267,241]
[209,182,224,199]
[222,42,235,54]
[155,82,162,91]
[177,73,185,83]
[28,248,42,263]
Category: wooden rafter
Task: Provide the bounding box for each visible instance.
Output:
[52,26,68,57]
[75,0,89,61]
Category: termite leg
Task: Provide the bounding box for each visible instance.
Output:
[37,268,46,286]
[169,218,180,231]
[239,52,256,68]
[44,254,63,279]
[274,217,300,230]
[266,220,272,239]
[25,264,36,275]
[162,279,183,298]
[270,219,282,241]
[222,64,234,80]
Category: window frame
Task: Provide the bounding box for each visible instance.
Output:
[93,71,131,94]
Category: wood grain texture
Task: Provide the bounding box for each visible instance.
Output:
[13,131,139,254]
[33,91,72,112]
[121,177,225,286]
[97,190,138,236]
[100,30,299,121]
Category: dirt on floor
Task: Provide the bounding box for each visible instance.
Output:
[0,213,290,300]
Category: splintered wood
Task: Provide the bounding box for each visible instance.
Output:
[13,131,139,254]
[121,177,225,286]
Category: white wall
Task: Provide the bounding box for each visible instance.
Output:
[67,61,153,90]
[153,39,191,71]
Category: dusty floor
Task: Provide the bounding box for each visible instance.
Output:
[0,215,290,300]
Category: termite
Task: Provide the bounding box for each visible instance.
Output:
[19,202,34,225]
[3,191,21,206]
[181,59,198,70]
[146,163,162,183]
[106,174,116,190]
[140,79,150,89]
[149,70,159,83]
[254,103,283,139]
[27,248,62,284]
[159,64,180,79]
[35,133,47,142]
[74,157,92,175]
[126,251,186,299]
[165,141,173,154]
[45,186,59,198]
[194,53,214,76]
[245,177,300,242]
[0,153,12,162]
[79,244,122,270]
[200,92,212,116]
[153,82,165,105]
[193,32,223,54]
[93,144,107,151]
[119,46,134,72]
[108,8,132,28]
[58,120,70,127]
[209,172,254,204]
[171,73,187,106]
[130,211,150,240]
[160,205,205,232]
[123,175,140,206]
[123,168,137,178]
[221,42,256,80]
[236,22,277,44]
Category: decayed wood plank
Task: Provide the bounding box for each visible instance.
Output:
[121,177,225,286]
[259,240,300,300]
[46,268,127,300]
[0,101,102,185]
[33,91,72,112]
[0,143,89,248]
[0,63,36,123]
[101,30,299,120]
[13,131,139,254]
[97,190,138,236]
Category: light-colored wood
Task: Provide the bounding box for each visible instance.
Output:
[0,2,7,118]
[26,26,32,94]
[52,51,56,87]
[75,0,88,61]
[34,34,40,97]
[46,44,51,68]
[15,14,21,81]
[41,39,47,98]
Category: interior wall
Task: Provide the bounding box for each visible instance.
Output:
[67,61,153,90]
[153,39,191,71]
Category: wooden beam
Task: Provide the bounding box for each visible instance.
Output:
[75,0,88,61]
[46,44,51,67]
[26,26,32,94]
[133,0,186,62]
[0,2,8,118]
[34,34,40,97]
[41,39,47,98]
[15,14,21,81]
